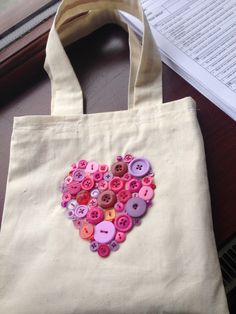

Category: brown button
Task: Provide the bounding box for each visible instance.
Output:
[97,190,117,209]
[111,162,128,177]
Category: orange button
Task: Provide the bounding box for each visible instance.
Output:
[104,209,116,221]
[80,223,94,240]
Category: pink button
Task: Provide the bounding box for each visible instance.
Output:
[73,219,85,230]
[109,177,124,192]
[98,244,110,258]
[99,164,108,173]
[94,221,116,244]
[141,176,153,186]
[114,202,124,212]
[127,179,142,193]
[81,176,94,190]
[117,189,131,203]
[62,192,71,202]
[68,182,81,195]
[115,231,126,243]
[122,173,133,181]
[114,214,133,232]
[123,153,134,163]
[138,186,154,200]
[77,160,87,169]
[98,180,108,191]
[86,161,99,173]
[86,207,104,225]
[64,175,73,184]
[93,172,103,182]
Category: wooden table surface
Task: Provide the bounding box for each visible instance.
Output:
[1,24,236,247]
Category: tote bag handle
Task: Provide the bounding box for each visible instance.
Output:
[44,0,163,115]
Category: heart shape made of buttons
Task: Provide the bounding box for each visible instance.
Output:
[59,153,156,258]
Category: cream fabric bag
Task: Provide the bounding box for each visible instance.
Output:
[0,0,229,313]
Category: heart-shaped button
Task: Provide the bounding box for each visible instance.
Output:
[59,153,156,258]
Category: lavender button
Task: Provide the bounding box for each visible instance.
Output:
[73,169,85,182]
[109,240,120,252]
[74,205,88,218]
[125,197,147,218]
[128,158,150,177]
[90,241,99,252]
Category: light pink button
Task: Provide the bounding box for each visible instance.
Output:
[99,164,108,173]
[64,175,73,184]
[86,161,99,173]
[115,232,126,243]
[138,186,154,200]
[94,221,116,244]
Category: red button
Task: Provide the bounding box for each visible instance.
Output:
[98,244,110,258]
[81,176,94,190]
[76,190,90,205]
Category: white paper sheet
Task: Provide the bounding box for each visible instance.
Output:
[121,0,236,120]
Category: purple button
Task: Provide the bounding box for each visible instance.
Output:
[58,182,68,193]
[73,169,85,182]
[90,241,99,252]
[74,205,89,218]
[94,221,116,244]
[103,171,113,181]
[66,209,76,220]
[109,240,120,252]
[128,158,150,177]
[125,197,147,218]
[90,189,99,198]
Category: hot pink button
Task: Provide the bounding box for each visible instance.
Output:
[138,186,154,200]
[127,179,142,193]
[94,221,116,244]
[115,231,126,243]
[68,182,81,195]
[114,202,124,212]
[77,160,87,169]
[114,214,133,232]
[86,207,104,225]
[93,172,103,182]
[86,161,99,173]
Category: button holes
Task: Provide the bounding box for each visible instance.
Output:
[100,230,108,234]
[133,204,138,210]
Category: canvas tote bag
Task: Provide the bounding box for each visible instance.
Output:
[0,0,229,313]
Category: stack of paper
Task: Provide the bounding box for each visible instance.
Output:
[120,0,236,121]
